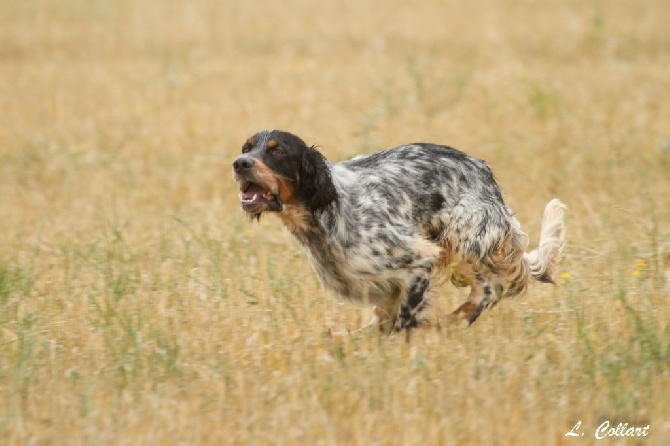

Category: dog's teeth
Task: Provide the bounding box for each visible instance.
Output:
[239,192,270,204]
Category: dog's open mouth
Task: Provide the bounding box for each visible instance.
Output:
[238,182,282,212]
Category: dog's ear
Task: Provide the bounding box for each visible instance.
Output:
[299,145,337,212]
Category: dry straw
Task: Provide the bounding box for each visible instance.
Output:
[1,0,669,444]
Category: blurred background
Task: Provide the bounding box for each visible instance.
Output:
[0,0,668,444]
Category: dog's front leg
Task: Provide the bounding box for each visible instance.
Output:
[362,306,393,334]
[392,266,433,333]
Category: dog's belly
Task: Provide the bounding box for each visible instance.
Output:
[304,247,399,307]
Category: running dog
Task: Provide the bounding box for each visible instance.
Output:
[232,130,566,332]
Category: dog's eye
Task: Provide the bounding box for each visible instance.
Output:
[270,148,285,156]
[242,145,251,154]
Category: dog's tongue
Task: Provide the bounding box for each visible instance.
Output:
[241,183,268,200]
[240,183,277,204]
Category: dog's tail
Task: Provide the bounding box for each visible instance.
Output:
[523,199,567,284]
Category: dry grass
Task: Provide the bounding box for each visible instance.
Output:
[1,0,669,444]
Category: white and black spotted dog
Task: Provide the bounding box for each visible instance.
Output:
[232,130,566,333]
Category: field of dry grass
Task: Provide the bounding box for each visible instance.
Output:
[1,0,669,444]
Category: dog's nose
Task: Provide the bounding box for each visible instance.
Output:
[233,156,255,173]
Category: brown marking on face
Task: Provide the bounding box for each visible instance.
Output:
[276,176,298,205]
[273,170,307,234]
[267,139,278,149]
[246,137,255,146]
[250,159,280,193]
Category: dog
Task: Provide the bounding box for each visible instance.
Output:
[232,130,566,333]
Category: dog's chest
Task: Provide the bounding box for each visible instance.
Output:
[302,241,395,306]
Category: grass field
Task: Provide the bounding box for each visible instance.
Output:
[1,0,669,444]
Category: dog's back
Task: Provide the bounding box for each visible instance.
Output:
[339,144,510,232]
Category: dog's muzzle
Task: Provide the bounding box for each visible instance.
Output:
[232,156,283,213]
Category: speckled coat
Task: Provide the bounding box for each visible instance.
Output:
[232,130,566,332]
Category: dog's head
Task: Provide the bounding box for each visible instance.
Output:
[232,130,337,219]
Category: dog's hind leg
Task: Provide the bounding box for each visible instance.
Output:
[446,270,503,327]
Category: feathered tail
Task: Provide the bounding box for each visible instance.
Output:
[523,199,567,284]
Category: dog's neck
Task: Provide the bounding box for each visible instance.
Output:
[276,162,361,249]
[276,204,315,240]
[276,196,350,248]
